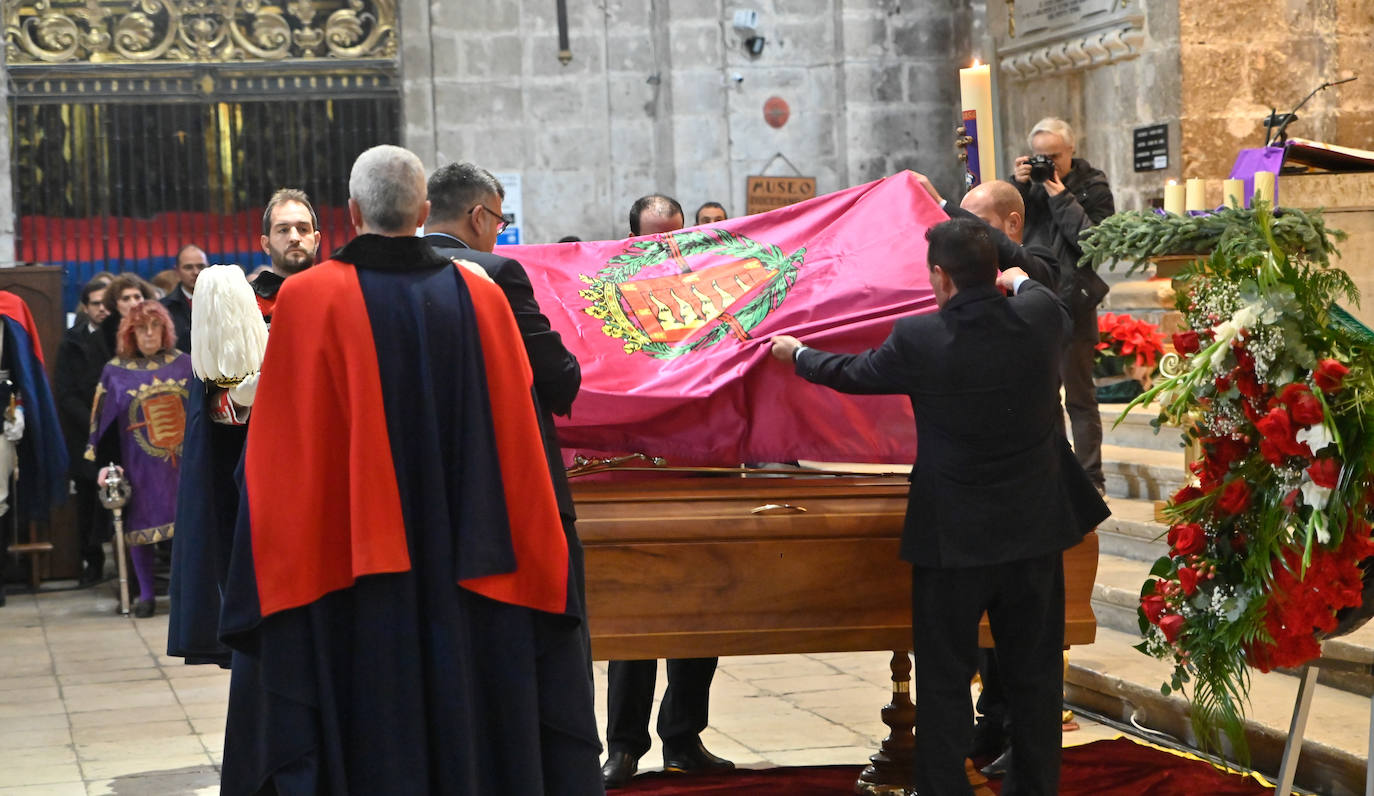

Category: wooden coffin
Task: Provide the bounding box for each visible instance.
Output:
[574,475,1100,661]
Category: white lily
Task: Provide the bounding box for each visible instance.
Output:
[1300,478,1332,511]
[1296,423,1335,455]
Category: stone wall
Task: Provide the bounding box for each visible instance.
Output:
[0,41,12,266]
[401,0,981,243]
[1179,0,1374,188]
[989,1,1181,213]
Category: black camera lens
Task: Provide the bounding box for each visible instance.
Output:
[1028,154,1056,183]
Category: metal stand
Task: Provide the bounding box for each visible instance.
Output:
[1273,659,1374,796]
[97,465,132,617]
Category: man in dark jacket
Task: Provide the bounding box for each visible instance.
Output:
[53,279,112,584]
[421,162,595,680]
[160,244,206,353]
[771,218,1109,795]
[1011,118,1115,493]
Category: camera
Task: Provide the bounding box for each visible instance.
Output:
[1027,154,1056,183]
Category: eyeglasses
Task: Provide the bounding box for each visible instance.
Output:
[473,204,512,234]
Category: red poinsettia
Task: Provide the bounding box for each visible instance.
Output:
[1097,313,1166,369]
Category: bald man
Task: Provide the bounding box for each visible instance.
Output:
[912,173,1059,290]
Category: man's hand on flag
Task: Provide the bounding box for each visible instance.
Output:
[996,267,1028,294]
[910,171,944,206]
[770,335,802,363]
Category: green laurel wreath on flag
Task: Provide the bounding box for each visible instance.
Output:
[578,229,806,359]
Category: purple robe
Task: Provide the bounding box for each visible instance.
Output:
[85,350,192,545]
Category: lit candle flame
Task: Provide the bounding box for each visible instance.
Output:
[971,59,981,68]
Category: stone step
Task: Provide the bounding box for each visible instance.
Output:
[1066,625,1371,795]
[1100,443,1187,501]
[1091,549,1374,699]
[1096,497,1169,562]
[1097,402,1190,453]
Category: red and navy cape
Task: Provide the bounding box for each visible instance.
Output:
[217,234,600,795]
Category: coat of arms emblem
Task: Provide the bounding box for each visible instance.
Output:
[580,229,806,358]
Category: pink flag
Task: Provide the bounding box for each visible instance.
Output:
[498,171,948,465]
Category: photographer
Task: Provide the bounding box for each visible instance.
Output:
[1010,117,1114,494]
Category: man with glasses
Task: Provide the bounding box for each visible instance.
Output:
[422,158,591,670]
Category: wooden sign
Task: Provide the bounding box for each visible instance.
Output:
[746,176,816,215]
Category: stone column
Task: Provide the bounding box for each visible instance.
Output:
[0,42,14,266]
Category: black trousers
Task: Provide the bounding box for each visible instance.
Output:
[605,657,717,758]
[911,553,1064,796]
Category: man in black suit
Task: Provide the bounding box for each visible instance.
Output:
[421,159,595,682]
[54,279,114,584]
[771,218,1108,796]
[160,244,206,353]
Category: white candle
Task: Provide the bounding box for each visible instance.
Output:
[1185,178,1205,212]
[1223,179,1244,209]
[1254,170,1276,206]
[1164,180,1185,215]
[958,61,997,183]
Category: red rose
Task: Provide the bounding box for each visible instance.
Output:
[1235,369,1265,400]
[1259,438,1284,466]
[1282,488,1301,512]
[1168,523,1206,556]
[1141,593,1168,624]
[1280,383,1324,427]
[1159,613,1186,643]
[1172,485,1203,505]
[1206,436,1249,470]
[1215,374,1232,392]
[1307,457,1341,489]
[1172,331,1200,355]
[1178,566,1200,596]
[1314,358,1350,393]
[1255,407,1308,458]
[1217,479,1251,515]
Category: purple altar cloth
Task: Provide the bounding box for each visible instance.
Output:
[1229,146,1287,207]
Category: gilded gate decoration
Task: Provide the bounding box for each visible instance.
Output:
[3,0,397,64]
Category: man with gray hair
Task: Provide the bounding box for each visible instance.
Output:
[215,145,604,795]
[1010,117,1115,496]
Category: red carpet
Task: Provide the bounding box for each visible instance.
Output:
[617,738,1272,795]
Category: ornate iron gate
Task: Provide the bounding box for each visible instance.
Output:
[5,0,401,311]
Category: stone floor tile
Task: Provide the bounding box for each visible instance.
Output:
[0,727,72,752]
[0,766,84,790]
[169,679,229,706]
[51,656,154,676]
[84,766,220,796]
[66,705,186,729]
[0,685,61,705]
[0,782,88,796]
[62,681,177,714]
[70,720,193,745]
[188,716,225,737]
[780,683,887,709]
[57,668,162,687]
[161,664,229,680]
[0,657,53,678]
[763,746,874,767]
[0,699,66,720]
[79,752,213,782]
[75,736,206,763]
[720,658,841,681]
[0,717,69,741]
[180,700,226,719]
[750,673,872,695]
[0,675,59,693]
[0,746,77,769]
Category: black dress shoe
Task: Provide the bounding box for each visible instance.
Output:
[980,747,1011,778]
[133,600,155,618]
[601,750,639,789]
[662,740,735,774]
